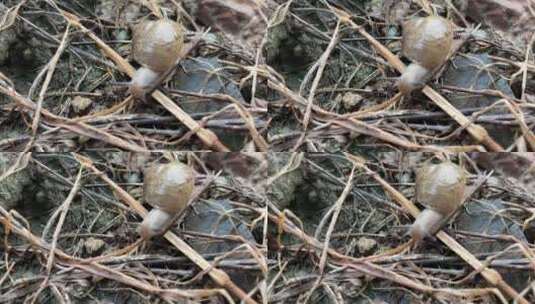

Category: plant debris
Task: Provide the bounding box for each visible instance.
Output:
[0,0,534,303]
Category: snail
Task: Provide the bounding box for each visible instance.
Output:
[139,161,194,239]
[398,16,453,96]
[130,19,184,100]
[411,161,466,243]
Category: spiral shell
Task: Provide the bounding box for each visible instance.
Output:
[402,16,453,70]
[132,19,184,72]
[415,161,466,216]
[143,161,194,214]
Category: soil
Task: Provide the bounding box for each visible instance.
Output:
[0,1,534,304]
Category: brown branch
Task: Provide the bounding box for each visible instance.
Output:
[0,85,148,152]
[330,6,505,152]
[60,10,230,152]
[31,24,70,137]
[344,153,529,304]
[0,207,230,302]
[73,154,258,304]
[293,20,341,150]
[29,165,83,303]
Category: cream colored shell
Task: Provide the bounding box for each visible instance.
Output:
[415,162,466,215]
[143,161,194,214]
[402,16,453,70]
[132,19,184,73]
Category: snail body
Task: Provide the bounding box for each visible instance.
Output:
[398,16,453,95]
[139,161,194,239]
[411,161,465,243]
[130,19,184,100]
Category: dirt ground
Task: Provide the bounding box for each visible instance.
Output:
[1,0,535,304]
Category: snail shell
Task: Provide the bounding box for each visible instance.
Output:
[139,161,194,239]
[415,161,466,215]
[402,16,453,71]
[132,19,184,73]
[143,161,194,213]
[411,161,466,243]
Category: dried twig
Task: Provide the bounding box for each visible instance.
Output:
[328,5,505,152]
[73,154,258,304]
[0,84,148,151]
[293,20,341,150]
[29,165,83,304]
[60,10,230,151]
[0,207,231,302]
[344,153,529,304]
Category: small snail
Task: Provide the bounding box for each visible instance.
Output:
[411,161,466,243]
[398,16,453,96]
[139,161,194,239]
[130,19,184,100]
